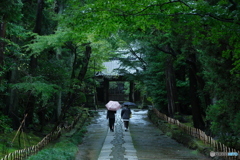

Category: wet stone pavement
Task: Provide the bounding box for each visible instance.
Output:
[75,109,211,160]
[98,111,138,160]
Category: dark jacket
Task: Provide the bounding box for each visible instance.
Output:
[107,110,116,119]
[121,107,132,119]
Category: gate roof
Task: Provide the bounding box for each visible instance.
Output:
[95,59,137,78]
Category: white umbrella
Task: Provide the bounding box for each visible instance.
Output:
[105,100,121,111]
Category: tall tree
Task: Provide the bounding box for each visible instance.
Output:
[25,0,45,127]
[0,19,6,81]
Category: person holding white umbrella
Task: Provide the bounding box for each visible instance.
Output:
[106,110,116,132]
[105,100,121,132]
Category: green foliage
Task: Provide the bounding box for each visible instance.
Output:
[73,92,86,106]
[0,114,12,133]
[0,0,23,22]
[207,101,240,148]
[12,77,59,106]
[0,80,7,92]
[25,31,69,57]
[233,111,240,135]
[123,82,130,95]
[206,102,229,135]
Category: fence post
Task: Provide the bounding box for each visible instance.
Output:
[204,133,207,144]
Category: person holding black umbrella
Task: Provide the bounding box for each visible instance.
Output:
[121,105,132,131]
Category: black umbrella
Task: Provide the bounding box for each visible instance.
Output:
[122,102,136,106]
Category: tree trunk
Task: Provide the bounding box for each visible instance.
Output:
[55,91,62,121]
[104,78,109,103]
[33,0,44,34]
[26,0,44,127]
[1,20,21,129]
[25,91,35,127]
[52,45,92,130]
[175,65,188,114]
[0,19,7,114]
[62,44,92,118]
[129,81,134,102]
[37,108,45,132]
[77,44,92,81]
[29,0,44,74]
[188,54,205,130]
[7,68,20,129]
[30,0,44,73]
[165,56,179,117]
[0,19,7,82]
[62,45,77,109]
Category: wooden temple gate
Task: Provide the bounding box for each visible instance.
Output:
[96,76,136,103]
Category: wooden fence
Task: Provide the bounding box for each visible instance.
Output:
[1,110,88,160]
[153,108,240,160]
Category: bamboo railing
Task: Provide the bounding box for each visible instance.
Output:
[153,108,240,160]
[1,110,88,160]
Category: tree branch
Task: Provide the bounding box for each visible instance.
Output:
[128,45,147,65]
[168,12,240,25]
[155,44,177,57]
[108,0,240,25]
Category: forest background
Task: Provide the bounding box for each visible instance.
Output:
[0,0,239,152]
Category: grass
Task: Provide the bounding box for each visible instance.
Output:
[26,111,90,160]
[27,139,78,160]
[26,125,88,160]
[0,131,42,158]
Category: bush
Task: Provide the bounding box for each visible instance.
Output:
[0,114,12,133]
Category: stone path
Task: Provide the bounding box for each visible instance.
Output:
[130,110,210,160]
[75,109,211,160]
[98,110,138,160]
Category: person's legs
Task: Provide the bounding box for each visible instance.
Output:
[125,121,129,129]
[123,121,127,128]
[124,121,129,131]
[109,119,113,131]
[109,118,115,131]
[112,118,115,131]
